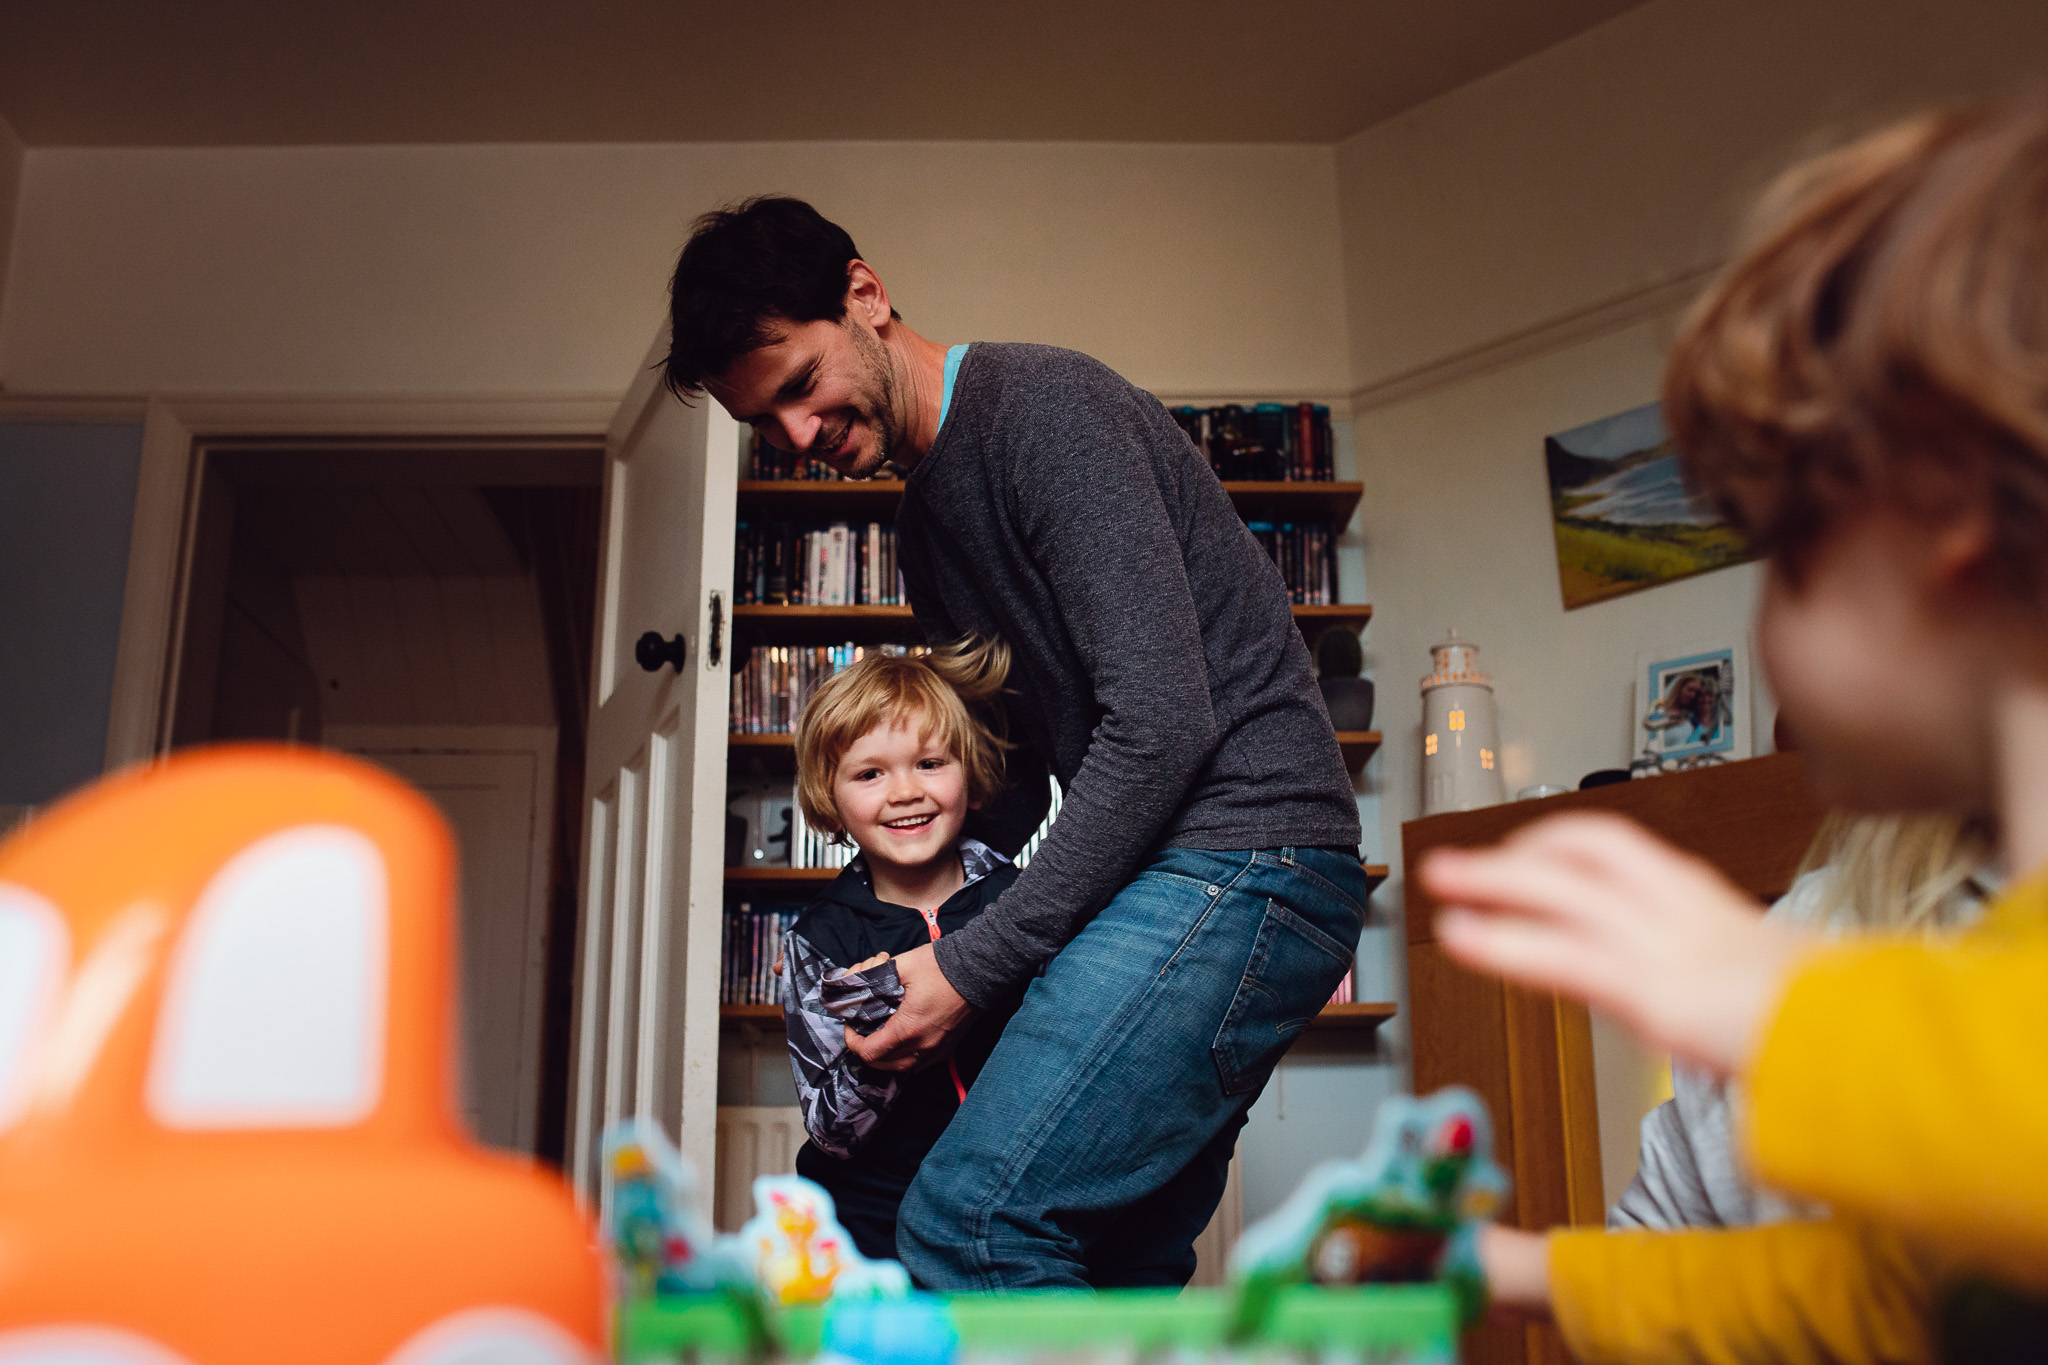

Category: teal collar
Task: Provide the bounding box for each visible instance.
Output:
[938,343,970,431]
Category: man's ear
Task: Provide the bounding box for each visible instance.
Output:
[845,260,894,329]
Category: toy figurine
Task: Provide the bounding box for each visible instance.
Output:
[1231,1087,1509,1326]
[603,1118,720,1297]
[734,1175,911,1305]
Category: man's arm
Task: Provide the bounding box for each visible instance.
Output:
[928,389,1226,1007]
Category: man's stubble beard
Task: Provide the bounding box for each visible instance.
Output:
[846,319,911,475]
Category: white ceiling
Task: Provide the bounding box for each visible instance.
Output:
[0,0,1647,147]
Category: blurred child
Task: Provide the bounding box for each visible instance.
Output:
[1613,812,1995,1230]
[1421,99,2048,1360]
[778,640,1018,1264]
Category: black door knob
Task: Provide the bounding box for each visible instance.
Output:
[636,631,687,673]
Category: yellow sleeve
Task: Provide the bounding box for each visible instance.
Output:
[1747,932,2048,1289]
[1548,1221,1931,1365]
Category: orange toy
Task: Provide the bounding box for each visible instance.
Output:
[0,746,603,1364]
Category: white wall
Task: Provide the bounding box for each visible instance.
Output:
[0,113,21,347]
[0,141,1349,400]
[1336,0,2048,1202]
[1337,0,2048,400]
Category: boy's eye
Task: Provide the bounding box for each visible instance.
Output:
[917,757,948,770]
[854,768,881,782]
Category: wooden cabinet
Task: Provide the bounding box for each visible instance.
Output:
[1401,752,1826,1365]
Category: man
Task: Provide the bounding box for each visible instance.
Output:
[666,196,1365,1289]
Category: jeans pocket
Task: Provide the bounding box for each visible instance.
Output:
[1211,899,1354,1096]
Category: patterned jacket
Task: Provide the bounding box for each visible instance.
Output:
[780,840,1018,1159]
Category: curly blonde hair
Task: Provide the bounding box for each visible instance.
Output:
[793,637,1011,835]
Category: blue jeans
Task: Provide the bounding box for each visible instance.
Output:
[896,846,1368,1289]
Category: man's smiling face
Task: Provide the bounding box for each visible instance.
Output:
[706,313,902,480]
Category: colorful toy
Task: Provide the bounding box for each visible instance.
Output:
[1230,1086,1508,1327]
[734,1176,912,1305]
[0,746,603,1363]
[604,1117,722,1296]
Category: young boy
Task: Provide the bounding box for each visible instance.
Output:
[778,640,1018,1265]
[1423,100,2048,1360]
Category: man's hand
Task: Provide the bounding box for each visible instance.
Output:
[844,942,976,1072]
[1420,813,1818,1077]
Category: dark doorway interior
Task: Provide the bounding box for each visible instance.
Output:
[168,440,602,1167]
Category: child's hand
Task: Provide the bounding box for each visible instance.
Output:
[1421,813,1818,1077]
[849,952,892,973]
[1476,1225,1552,1319]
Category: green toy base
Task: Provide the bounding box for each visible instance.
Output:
[619,1283,1458,1364]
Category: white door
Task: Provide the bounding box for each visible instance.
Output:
[569,329,737,1207]
[326,724,557,1155]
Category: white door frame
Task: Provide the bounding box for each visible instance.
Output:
[100,393,617,774]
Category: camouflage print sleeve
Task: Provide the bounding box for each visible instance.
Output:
[782,930,900,1158]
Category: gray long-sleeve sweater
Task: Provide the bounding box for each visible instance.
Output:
[897,342,1361,1008]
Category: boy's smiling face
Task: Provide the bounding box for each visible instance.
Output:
[830,713,972,875]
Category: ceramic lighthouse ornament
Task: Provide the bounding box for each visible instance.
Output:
[1421,630,1505,815]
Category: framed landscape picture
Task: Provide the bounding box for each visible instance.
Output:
[1546,402,1754,609]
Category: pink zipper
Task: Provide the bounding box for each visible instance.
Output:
[915,905,970,1104]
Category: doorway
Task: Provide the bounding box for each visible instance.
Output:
[164,439,603,1165]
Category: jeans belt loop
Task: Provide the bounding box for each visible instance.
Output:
[1279,845,1296,864]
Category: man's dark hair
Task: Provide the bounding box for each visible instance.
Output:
[663,195,895,400]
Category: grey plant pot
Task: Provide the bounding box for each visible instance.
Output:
[1319,676,1376,731]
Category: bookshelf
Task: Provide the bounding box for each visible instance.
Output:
[732,726,1383,776]
[720,998,1392,1034]
[723,425,1386,1045]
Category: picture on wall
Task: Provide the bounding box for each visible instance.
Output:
[1545,401,1754,609]
[1633,641,1751,768]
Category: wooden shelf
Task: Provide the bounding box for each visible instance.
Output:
[736,479,906,521]
[1308,1001,1397,1034]
[730,603,922,643]
[1292,603,1372,633]
[1222,480,1362,524]
[730,861,1388,893]
[729,605,1368,634]
[727,866,841,884]
[1337,731,1381,773]
[734,479,1360,526]
[720,999,1392,1032]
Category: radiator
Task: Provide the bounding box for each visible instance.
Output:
[714,1105,805,1231]
[1188,1150,1245,1287]
[712,1105,1243,1282]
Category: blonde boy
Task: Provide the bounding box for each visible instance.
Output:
[778,641,1016,1266]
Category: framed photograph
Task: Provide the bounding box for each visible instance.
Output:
[1633,641,1751,767]
[1547,401,1755,609]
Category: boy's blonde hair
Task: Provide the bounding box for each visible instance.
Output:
[793,638,1011,835]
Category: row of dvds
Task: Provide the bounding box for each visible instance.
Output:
[1247,520,1343,606]
[721,902,800,1006]
[731,642,920,735]
[1170,403,1335,483]
[734,520,903,606]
